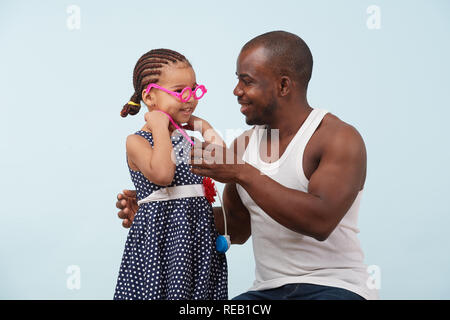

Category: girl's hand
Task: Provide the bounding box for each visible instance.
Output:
[144,111,170,131]
[183,115,225,147]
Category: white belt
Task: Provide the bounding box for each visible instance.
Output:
[137,184,205,205]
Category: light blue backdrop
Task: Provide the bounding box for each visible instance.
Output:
[1,0,449,299]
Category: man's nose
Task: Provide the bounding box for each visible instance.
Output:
[233,85,243,97]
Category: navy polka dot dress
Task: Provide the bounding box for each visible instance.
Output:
[114,130,228,300]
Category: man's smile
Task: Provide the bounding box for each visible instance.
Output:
[238,99,252,114]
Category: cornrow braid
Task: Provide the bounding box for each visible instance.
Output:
[120,49,191,117]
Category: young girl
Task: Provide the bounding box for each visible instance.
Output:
[114,49,228,300]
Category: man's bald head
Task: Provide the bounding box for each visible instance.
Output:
[241,31,313,91]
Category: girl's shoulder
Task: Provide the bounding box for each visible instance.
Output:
[133,129,153,139]
[131,129,153,140]
[126,131,153,150]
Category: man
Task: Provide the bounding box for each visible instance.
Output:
[116,31,378,300]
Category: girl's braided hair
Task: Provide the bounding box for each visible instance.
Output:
[120,49,191,117]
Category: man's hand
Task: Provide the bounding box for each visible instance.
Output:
[116,189,138,228]
[190,141,247,183]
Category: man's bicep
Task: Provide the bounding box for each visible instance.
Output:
[307,127,366,219]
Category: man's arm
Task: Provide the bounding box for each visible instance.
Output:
[236,124,366,241]
[212,130,253,244]
[213,183,251,244]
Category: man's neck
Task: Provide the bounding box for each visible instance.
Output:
[266,102,313,140]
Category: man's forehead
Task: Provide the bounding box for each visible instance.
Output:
[237,45,271,74]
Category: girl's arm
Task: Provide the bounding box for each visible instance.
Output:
[126,112,175,186]
[200,120,225,147]
[184,115,225,147]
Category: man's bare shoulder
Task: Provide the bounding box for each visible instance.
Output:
[321,112,367,181]
[320,112,365,149]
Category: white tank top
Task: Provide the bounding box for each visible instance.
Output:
[236,108,378,300]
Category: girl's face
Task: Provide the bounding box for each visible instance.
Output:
[142,63,198,124]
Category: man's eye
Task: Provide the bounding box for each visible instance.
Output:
[236,76,250,85]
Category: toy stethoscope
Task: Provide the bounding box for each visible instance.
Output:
[156,110,231,253]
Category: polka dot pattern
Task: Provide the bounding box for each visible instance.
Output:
[114,130,228,300]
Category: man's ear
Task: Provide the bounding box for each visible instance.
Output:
[279,76,291,97]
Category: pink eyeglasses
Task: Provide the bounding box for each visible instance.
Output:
[145,83,207,103]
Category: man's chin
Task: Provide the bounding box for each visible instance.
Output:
[245,116,264,126]
[245,118,255,125]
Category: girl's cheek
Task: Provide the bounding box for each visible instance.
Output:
[188,100,198,113]
[160,101,179,114]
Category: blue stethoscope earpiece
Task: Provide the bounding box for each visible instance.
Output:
[216,235,231,253]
